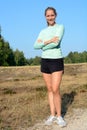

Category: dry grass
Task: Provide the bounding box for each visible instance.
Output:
[0,63,87,129]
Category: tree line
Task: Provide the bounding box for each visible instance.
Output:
[0,36,42,66]
[0,35,87,66]
[64,51,87,63]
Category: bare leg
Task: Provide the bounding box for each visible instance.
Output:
[42,73,55,116]
[43,72,66,126]
[52,71,63,117]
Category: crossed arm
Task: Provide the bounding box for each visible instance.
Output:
[37,36,59,45]
[34,25,64,50]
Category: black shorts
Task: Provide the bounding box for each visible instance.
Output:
[41,58,64,74]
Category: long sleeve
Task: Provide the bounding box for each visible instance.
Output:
[34,31,45,49]
[42,25,64,51]
[34,24,64,59]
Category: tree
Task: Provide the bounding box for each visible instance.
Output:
[64,57,72,63]
[64,51,87,63]
[68,52,75,63]
[26,58,33,65]
[31,56,41,65]
[14,49,26,66]
[0,38,16,66]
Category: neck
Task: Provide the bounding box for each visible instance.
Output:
[47,22,56,26]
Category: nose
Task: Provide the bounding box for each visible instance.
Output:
[48,16,53,20]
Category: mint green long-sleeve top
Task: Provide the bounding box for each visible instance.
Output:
[34,24,64,59]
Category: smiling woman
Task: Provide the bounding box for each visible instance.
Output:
[45,7,57,26]
[34,7,66,127]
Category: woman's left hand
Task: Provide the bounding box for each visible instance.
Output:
[37,39,43,43]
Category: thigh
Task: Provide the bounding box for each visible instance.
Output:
[52,71,63,91]
[42,73,52,91]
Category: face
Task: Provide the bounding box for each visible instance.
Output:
[45,9,56,26]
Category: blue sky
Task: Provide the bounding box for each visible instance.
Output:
[0,0,87,58]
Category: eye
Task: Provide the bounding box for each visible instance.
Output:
[46,14,55,17]
[46,15,50,17]
[51,14,55,17]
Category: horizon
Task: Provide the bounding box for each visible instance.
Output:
[0,0,87,58]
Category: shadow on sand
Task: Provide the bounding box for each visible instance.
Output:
[61,91,77,117]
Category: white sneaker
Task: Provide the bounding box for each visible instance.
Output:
[56,116,67,127]
[45,115,56,125]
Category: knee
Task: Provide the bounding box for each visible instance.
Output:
[47,85,53,92]
[52,88,60,95]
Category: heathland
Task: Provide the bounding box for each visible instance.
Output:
[0,63,87,130]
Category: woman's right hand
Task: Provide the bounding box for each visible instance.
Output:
[37,39,43,43]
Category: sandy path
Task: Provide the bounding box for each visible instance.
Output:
[22,108,87,130]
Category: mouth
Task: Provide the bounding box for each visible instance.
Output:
[48,20,54,22]
[49,19,54,21]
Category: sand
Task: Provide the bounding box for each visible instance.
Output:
[19,108,87,130]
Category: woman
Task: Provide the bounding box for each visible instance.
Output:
[34,7,66,127]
